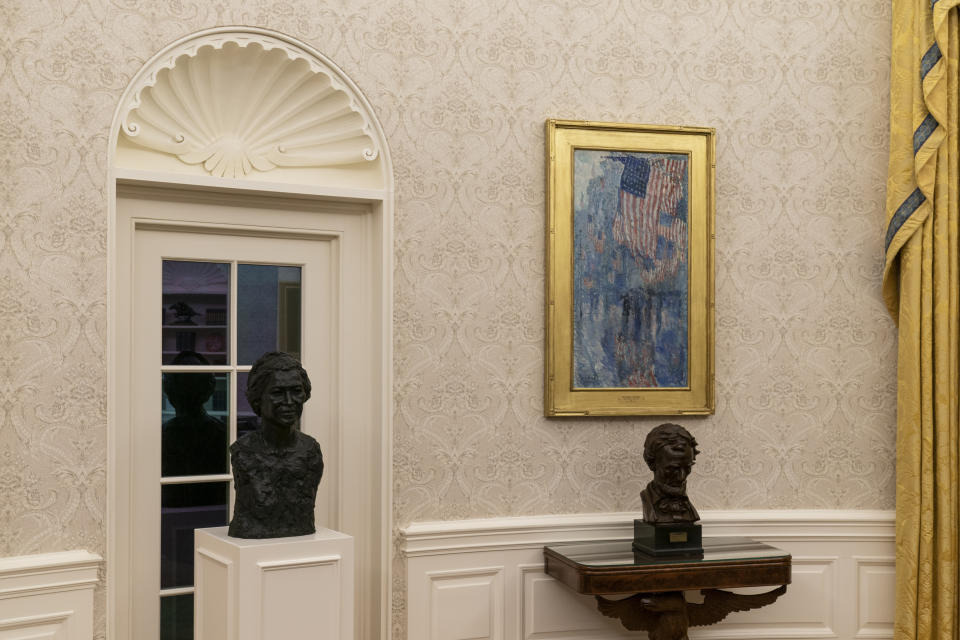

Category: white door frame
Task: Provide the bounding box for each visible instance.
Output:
[106,26,393,640]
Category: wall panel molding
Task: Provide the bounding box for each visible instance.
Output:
[402,510,894,640]
[853,557,896,639]
[425,567,504,640]
[0,551,101,640]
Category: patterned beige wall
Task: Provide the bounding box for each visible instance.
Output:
[2,0,894,637]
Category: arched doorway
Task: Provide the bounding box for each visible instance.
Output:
[107,27,393,640]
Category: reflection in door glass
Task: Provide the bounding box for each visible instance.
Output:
[162,261,230,365]
[160,482,229,589]
[160,593,194,640]
[161,369,229,478]
[237,265,301,364]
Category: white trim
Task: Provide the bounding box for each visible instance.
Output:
[0,611,71,631]
[107,25,394,640]
[194,546,234,640]
[0,550,101,575]
[257,556,342,571]
[425,566,505,640]
[0,551,99,640]
[116,168,388,203]
[116,32,381,177]
[401,510,895,556]
[403,511,895,640]
[131,218,348,241]
[0,551,101,599]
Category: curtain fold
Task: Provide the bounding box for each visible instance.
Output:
[884,1,960,639]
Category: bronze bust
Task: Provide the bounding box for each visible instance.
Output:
[640,423,700,524]
[228,352,324,538]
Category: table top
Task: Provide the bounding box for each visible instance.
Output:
[544,537,791,595]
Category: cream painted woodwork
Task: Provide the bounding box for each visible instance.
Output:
[0,551,101,640]
[132,223,337,637]
[6,4,897,640]
[403,511,895,640]
[108,26,393,640]
[116,188,384,640]
[120,41,378,179]
[194,527,354,640]
[114,28,384,189]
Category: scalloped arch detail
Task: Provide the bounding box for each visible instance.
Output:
[119,32,380,179]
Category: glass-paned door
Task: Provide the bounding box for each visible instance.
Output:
[132,229,336,640]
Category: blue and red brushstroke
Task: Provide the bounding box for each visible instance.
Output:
[572,149,689,389]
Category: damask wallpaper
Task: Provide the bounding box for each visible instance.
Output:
[2,0,893,637]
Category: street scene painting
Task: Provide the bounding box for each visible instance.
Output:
[572,149,689,389]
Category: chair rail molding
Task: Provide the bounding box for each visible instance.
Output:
[0,550,101,640]
[116,28,380,179]
[402,510,895,640]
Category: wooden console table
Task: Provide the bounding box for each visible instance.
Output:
[544,537,791,640]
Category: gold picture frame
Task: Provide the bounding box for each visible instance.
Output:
[544,120,715,416]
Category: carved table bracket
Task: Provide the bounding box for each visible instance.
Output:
[596,585,787,640]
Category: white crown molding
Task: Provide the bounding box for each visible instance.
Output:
[401,510,895,557]
[118,29,380,178]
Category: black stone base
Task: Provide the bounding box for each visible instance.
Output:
[632,520,703,557]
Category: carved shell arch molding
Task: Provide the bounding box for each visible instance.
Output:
[118,28,381,179]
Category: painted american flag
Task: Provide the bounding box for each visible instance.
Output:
[611,156,687,269]
[654,216,687,282]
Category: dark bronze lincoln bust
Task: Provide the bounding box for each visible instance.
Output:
[228,352,324,538]
[640,423,699,524]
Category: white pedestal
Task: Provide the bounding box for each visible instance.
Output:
[194,526,354,640]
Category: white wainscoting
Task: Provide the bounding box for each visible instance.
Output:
[402,511,895,640]
[0,550,101,640]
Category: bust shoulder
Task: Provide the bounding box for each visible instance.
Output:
[229,430,322,457]
[230,430,263,454]
[293,430,322,451]
[293,431,324,472]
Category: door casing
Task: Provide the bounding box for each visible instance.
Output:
[113,185,388,639]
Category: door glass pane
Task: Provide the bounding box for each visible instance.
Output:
[160,593,194,640]
[236,371,257,438]
[161,482,229,589]
[163,261,230,365]
[237,265,301,364]
[161,371,229,477]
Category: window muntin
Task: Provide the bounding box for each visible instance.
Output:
[158,259,302,639]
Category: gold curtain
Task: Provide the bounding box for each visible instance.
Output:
[884,1,960,638]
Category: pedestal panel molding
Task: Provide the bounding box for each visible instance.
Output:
[196,548,234,640]
[194,527,353,640]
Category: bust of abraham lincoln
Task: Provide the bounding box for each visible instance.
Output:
[228,351,324,538]
[640,423,700,524]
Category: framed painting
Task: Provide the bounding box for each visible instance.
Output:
[544,120,715,416]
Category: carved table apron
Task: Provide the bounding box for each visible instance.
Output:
[543,537,791,640]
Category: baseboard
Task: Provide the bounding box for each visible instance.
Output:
[402,510,895,640]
